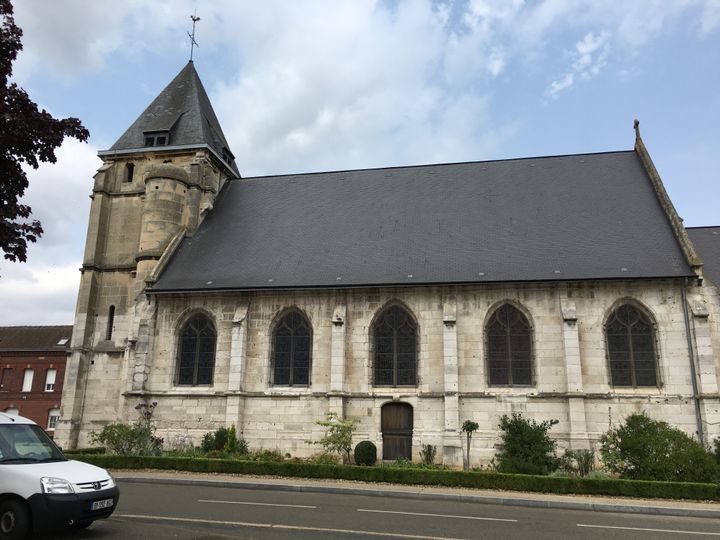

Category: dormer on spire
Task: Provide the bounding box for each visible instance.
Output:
[98,62,239,177]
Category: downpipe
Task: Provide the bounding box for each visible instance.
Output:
[681,277,705,446]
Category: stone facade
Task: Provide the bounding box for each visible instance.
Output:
[57,267,720,466]
[55,67,720,466]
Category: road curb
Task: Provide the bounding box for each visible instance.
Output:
[114,476,720,520]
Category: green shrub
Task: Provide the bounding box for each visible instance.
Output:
[201,426,230,453]
[354,441,377,466]
[306,452,340,465]
[308,413,356,464]
[71,454,720,501]
[563,449,595,477]
[600,413,719,483]
[713,438,720,465]
[89,419,162,457]
[495,413,559,475]
[419,444,437,466]
[247,449,284,462]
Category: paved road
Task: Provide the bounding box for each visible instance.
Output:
[35,480,720,539]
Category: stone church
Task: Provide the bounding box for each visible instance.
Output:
[55,62,720,466]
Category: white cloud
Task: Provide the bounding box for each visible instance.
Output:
[546,31,611,99]
[700,0,720,36]
[0,139,99,325]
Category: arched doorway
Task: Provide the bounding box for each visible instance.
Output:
[381,403,413,460]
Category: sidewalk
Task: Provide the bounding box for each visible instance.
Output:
[111,469,720,519]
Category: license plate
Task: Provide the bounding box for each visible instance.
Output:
[91,498,114,511]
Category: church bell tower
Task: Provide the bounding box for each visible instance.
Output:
[55,62,238,448]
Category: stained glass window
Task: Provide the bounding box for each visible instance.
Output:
[486,304,533,386]
[177,314,216,385]
[373,306,417,386]
[273,310,312,386]
[606,304,658,387]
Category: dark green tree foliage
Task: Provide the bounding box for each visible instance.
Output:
[353,440,377,466]
[600,413,719,483]
[0,0,88,262]
[495,413,559,475]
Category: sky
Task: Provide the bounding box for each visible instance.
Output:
[0,0,719,326]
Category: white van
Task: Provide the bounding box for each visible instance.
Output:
[0,412,119,539]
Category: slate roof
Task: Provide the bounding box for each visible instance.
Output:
[151,150,694,293]
[0,326,73,352]
[687,227,720,286]
[100,62,239,176]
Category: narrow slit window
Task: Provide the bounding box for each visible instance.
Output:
[125,162,135,182]
[106,305,115,341]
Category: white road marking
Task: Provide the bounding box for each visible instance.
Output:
[577,524,720,536]
[358,508,518,522]
[114,513,473,539]
[198,498,316,509]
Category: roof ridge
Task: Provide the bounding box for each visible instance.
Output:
[232,149,636,183]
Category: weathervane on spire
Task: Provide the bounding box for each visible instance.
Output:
[188,11,200,62]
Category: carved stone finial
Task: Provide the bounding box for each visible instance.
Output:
[633,118,641,140]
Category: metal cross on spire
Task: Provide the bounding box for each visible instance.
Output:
[188,12,200,62]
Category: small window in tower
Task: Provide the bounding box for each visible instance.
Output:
[125,162,135,182]
[106,305,115,341]
[155,135,167,146]
[145,136,155,147]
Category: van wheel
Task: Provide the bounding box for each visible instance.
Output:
[0,500,30,540]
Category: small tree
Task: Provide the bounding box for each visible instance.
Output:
[600,413,719,483]
[309,413,356,464]
[495,413,559,475]
[461,420,479,470]
[89,401,162,456]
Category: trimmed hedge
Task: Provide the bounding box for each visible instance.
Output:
[65,454,720,501]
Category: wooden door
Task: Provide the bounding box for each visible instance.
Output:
[381,403,413,460]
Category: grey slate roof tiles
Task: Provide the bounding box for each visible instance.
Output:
[104,62,239,176]
[151,150,694,293]
[687,227,720,286]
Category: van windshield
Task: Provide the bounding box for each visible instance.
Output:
[0,424,66,464]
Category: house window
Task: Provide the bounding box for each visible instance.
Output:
[21,369,34,392]
[606,304,658,387]
[486,304,533,386]
[106,305,115,341]
[45,368,57,392]
[272,310,312,386]
[0,368,12,390]
[373,305,417,386]
[176,313,216,386]
[125,162,135,182]
[47,408,60,430]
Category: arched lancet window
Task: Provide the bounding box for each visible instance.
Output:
[272,310,311,386]
[176,313,216,386]
[486,303,533,386]
[606,303,658,387]
[373,305,417,386]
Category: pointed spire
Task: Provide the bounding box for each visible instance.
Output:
[102,62,239,176]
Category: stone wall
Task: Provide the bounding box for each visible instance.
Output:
[62,278,720,464]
